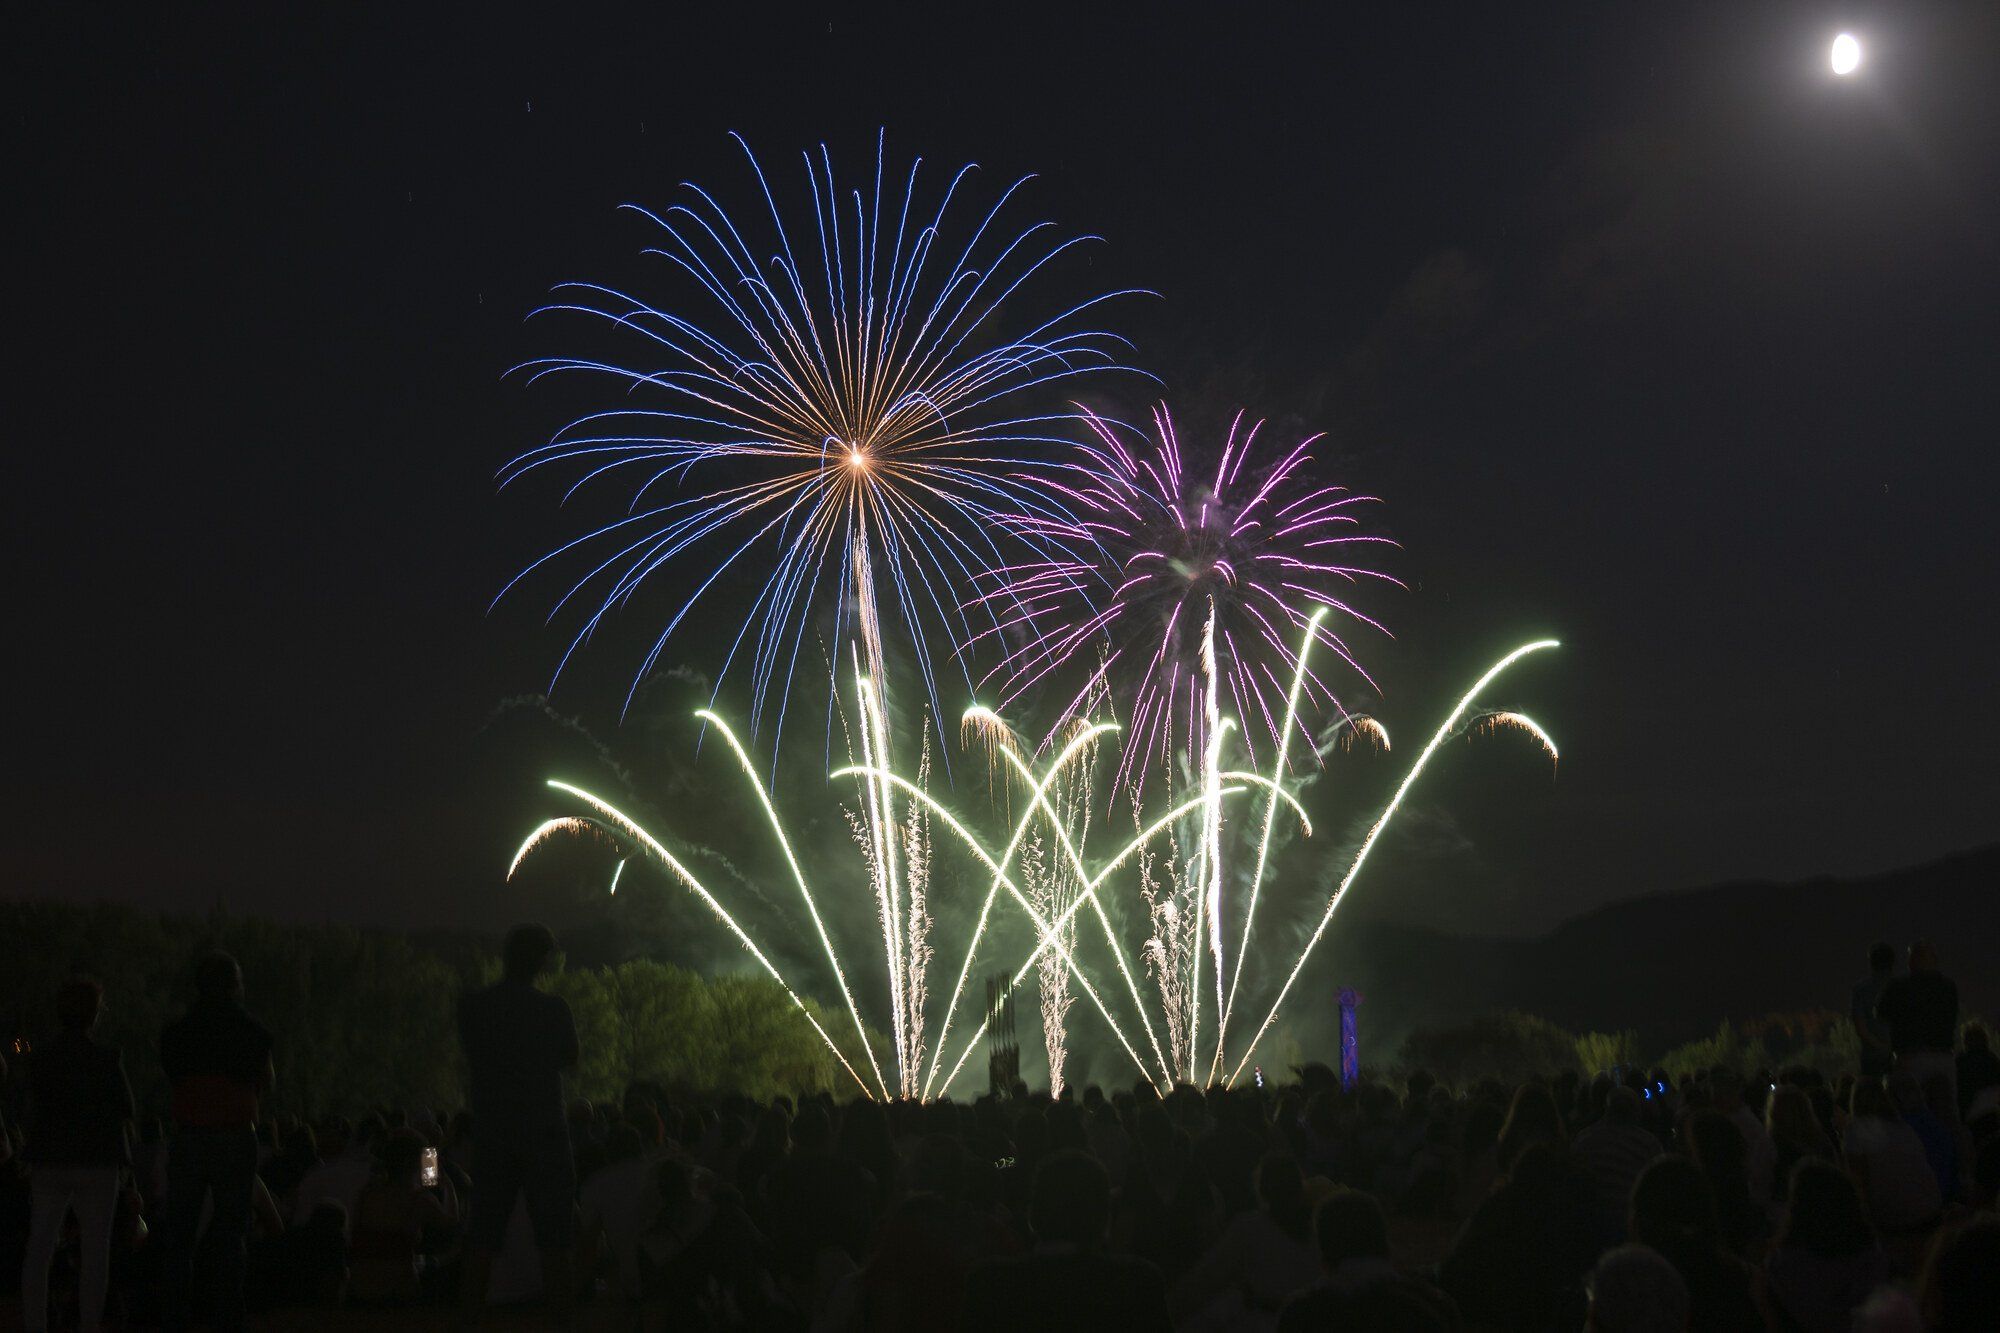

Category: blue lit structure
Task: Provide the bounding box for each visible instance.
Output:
[1338,986,1362,1090]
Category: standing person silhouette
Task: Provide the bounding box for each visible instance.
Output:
[457,923,581,1324]
[19,978,133,1333]
[1851,942,1896,1082]
[157,952,275,1333]
[1878,940,1960,1103]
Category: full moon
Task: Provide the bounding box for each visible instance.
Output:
[1831,32,1862,75]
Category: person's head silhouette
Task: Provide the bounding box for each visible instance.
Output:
[501,924,558,982]
[194,951,244,1003]
[55,977,104,1033]
[1028,1149,1110,1249]
[1313,1187,1390,1271]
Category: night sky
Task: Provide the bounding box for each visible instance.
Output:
[14,3,1999,941]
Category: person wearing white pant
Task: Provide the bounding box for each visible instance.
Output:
[21,1166,124,1333]
[16,977,135,1333]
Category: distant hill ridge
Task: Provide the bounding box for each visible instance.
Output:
[1314,844,2000,1052]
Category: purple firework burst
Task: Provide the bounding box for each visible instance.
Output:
[970,404,1400,794]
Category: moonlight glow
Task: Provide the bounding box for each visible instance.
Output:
[1831,33,1861,76]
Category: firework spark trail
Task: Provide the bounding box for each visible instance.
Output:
[853,666,907,1092]
[835,764,1164,1091]
[960,704,1022,819]
[902,731,934,1088]
[977,712,1092,1099]
[918,723,1116,1098]
[933,785,1246,1097]
[506,817,604,882]
[969,404,1399,795]
[608,857,627,894]
[1337,717,1391,753]
[1021,830,1075,1096]
[1210,774,1311,830]
[1006,754,1309,1091]
[983,743,1176,1086]
[543,780,876,1098]
[1140,791,1196,1079]
[496,132,1148,752]
[1475,711,1560,767]
[1212,607,1324,1083]
[1193,603,1225,1083]
[850,667,902,1087]
[695,708,893,1100]
[1225,640,1561,1087]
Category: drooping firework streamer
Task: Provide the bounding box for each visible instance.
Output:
[505,816,605,882]
[698,708,893,1100]
[539,780,877,1098]
[1225,639,1560,1086]
[1331,716,1391,754]
[1472,710,1559,769]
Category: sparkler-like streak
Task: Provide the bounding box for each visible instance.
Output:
[915,722,1118,1097]
[833,763,1165,1092]
[931,785,1247,1096]
[1141,805,1197,1079]
[1225,640,1561,1087]
[975,712,1093,1097]
[901,731,934,1090]
[542,780,876,1099]
[1192,605,1225,1083]
[851,668,911,1093]
[1212,608,1324,1082]
[496,132,1146,748]
[981,742,1178,1087]
[970,725,1312,1093]
[608,857,627,894]
[695,708,893,1101]
[971,404,1398,794]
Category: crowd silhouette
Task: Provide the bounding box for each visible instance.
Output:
[2,932,1996,1330]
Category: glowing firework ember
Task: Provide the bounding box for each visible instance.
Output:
[495,132,1147,745]
[1324,715,1390,754]
[974,404,1399,796]
[506,817,608,882]
[1473,710,1559,768]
